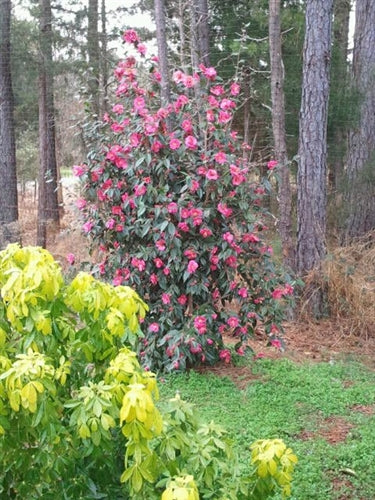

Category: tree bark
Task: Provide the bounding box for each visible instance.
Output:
[88,0,100,117]
[269,0,294,269]
[330,0,351,191]
[37,0,60,248]
[296,0,333,276]
[100,0,108,114]
[154,0,171,107]
[195,0,210,66]
[0,0,20,248]
[344,0,375,240]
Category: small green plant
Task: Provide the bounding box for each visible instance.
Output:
[0,244,297,498]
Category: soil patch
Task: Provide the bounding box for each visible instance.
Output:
[298,416,354,445]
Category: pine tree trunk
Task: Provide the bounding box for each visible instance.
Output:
[100,0,108,114]
[196,0,209,66]
[154,0,171,107]
[0,0,20,248]
[296,0,333,273]
[37,0,59,248]
[330,0,351,191]
[88,0,100,117]
[344,0,375,240]
[269,0,294,269]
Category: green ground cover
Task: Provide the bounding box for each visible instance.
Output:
[159,359,375,499]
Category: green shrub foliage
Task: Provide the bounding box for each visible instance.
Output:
[0,244,297,498]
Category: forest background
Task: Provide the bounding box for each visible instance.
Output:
[0,0,374,331]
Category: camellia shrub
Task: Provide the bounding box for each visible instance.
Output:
[77,30,294,372]
[0,244,297,498]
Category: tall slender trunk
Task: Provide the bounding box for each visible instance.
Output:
[88,0,100,117]
[344,0,375,240]
[0,0,19,248]
[195,0,209,66]
[100,0,108,114]
[269,0,294,269]
[296,0,333,306]
[330,0,351,191]
[154,0,171,107]
[37,0,59,247]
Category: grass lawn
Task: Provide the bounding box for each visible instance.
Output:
[158,358,375,499]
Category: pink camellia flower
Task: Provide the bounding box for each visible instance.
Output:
[66,253,75,265]
[199,227,212,238]
[194,315,207,334]
[227,316,240,328]
[115,224,124,232]
[242,232,260,243]
[187,260,198,274]
[225,255,237,268]
[105,218,116,229]
[238,287,248,298]
[112,103,124,115]
[207,338,214,345]
[111,122,124,133]
[181,119,193,132]
[134,184,147,196]
[206,109,215,122]
[210,85,225,96]
[151,140,163,153]
[220,98,235,111]
[219,349,231,364]
[272,288,284,299]
[162,293,171,305]
[130,132,142,147]
[149,323,160,333]
[230,82,240,95]
[174,94,189,111]
[218,110,232,123]
[205,169,219,180]
[112,276,123,286]
[199,64,217,80]
[267,160,278,170]
[163,267,171,276]
[137,43,147,55]
[133,96,146,111]
[72,164,85,177]
[131,257,146,272]
[169,138,182,150]
[154,258,164,268]
[190,179,200,192]
[217,202,233,218]
[76,198,87,210]
[122,29,139,44]
[271,338,282,350]
[237,346,245,356]
[184,248,197,260]
[167,202,178,214]
[150,273,158,285]
[284,283,294,295]
[173,69,184,84]
[155,239,166,251]
[83,221,93,233]
[223,231,234,244]
[111,205,122,216]
[177,294,188,305]
[182,73,200,88]
[178,222,190,232]
[185,135,198,150]
[180,207,191,219]
[214,151,227,164]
